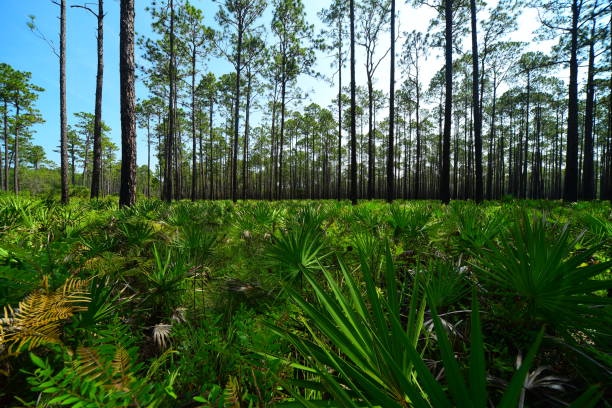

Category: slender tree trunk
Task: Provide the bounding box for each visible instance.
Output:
[564,0,580,202]
[243,72,252,200]
[486,74,497,200]
[232,21,243,202]
[70,143,76,185]
[607,11,612,202]
[470,0,483,202]
[191,47,197,201]
[163,0,176,202]
[60,0,69,204]
[90,0,104,199]
[337,16,343,201]
[278,76,287,199]
[367,80,374,199]
[82,129,91,184]
[13,105,19,195]
[119,0,136,207]
[270,85,278,200]
[387,0,395,203]
[581,15,596,200]
[350,0,357,205]
[147,118,151,198]
[415,75,421,198]
[523,71,530,199]
[209,98,214,199]
[2,101,7,191]
[440,0,453,204]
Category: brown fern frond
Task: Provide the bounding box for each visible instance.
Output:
[4,322,62,353]
[76,346,106,380]
[111,346,132,391]
[0,276,92,353]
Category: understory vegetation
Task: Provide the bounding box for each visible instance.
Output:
[0,194,610,407]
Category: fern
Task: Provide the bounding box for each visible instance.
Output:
[224,376,242,408]
[1,277,90,353]
[27,321,176,408]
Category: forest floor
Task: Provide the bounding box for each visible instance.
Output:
[0,194,610,407]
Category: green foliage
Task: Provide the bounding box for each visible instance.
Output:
[387,202,432,240]
[26,321,177,408]
[473,213,612,336]
[266,221,326,288]
[0,196,610,406]
[145,246,188,318]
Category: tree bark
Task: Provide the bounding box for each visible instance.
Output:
[90,0,104,199]
[163,0,176,202]
[60,0,69,204]
[278,73,287,199]
[470,0,483,202]
[191,47,197,201]
[119,0,137,207]
[337,14,342,201]
[147,117,151,198]
[387,0,395,203]
[2,101,7,191]
[242,72,252,200]
[581,15,596,200]
[440,0,453,204]
[350,0,357,205]
[13,105,19,195]
[563,0,580,202]
[232,20,243,203]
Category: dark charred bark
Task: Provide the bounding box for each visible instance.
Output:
[440,0,453,204]
[470,0,483,202]
[119,0,137,207]
[563,0,581,202]
[350,0,357,205]
[90,0,104,199]
[581,15,596,200]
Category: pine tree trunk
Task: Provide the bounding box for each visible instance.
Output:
[278,75,287,199]
[350,0,357,205]
[486,74,497,200]
[232,21,243,203]
[13,105,19,195]
[209,98,214,199]
[387,0,395,203]
[415,74,421,199]
[243,73,251,200]
[90,0,104,199]
[191,47,197,202]
[440,0,453,204]
[147,118,151,198]
[564,0,580,202]
[581,16,596,200]
[163,0,176,202]
[60,0,69,204]
[337,16,343,201]
[470,0,483,202]
[2,101,7,191]
[119,0,137,207]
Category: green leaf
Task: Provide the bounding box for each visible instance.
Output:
[30,352,45,369]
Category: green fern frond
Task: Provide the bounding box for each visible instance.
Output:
[223,376,241,408]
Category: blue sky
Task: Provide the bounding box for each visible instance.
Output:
[1,1,548,167]
[2,0,339,166]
